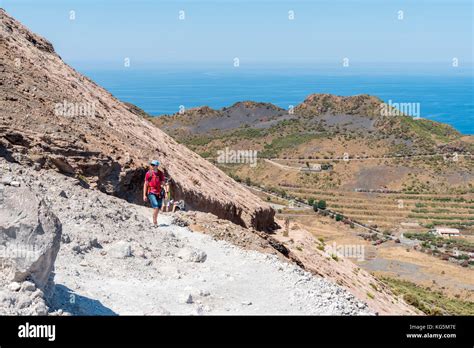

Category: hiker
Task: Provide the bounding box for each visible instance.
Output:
[143,160,166,226]
[162,179,174,213]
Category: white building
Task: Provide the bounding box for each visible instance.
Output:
[300,164,322,172]
[433,227,460,238]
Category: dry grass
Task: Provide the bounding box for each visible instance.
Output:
[380,276,474,315]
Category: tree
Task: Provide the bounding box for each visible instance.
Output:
[312,202,318,212]
[308,197,315,206]
[317,200,327,210]
[335,214,343,222]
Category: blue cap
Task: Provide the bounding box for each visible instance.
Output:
[150,160,160,166]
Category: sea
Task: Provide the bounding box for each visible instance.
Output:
[80,63,474,134]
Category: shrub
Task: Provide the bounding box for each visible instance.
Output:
[403,293,419,306]
[317,200,327,210]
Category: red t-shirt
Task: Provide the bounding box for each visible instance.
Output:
[145,170,165,195]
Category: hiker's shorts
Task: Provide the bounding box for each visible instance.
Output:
[148,193,162,209]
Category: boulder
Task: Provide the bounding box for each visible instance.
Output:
[177,247,207,263]
[1,176,12,185]
[108,241,132,259]
[0,186,62,297]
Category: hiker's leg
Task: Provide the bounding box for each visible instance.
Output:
[148,194,159,225]
[155,198,163,224]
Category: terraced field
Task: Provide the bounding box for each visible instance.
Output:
[275,186,474,232]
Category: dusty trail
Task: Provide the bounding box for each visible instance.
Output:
[52,211,372,315]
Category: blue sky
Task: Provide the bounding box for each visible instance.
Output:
[2,0,473,68]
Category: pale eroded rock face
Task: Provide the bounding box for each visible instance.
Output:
[0,185,62,296]
[0,9,274,231]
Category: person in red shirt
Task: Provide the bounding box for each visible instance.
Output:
[143,159,166,226]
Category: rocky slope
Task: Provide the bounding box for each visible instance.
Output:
[0,9,274,231]
[0,158,376,315]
